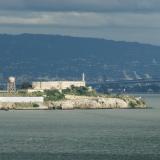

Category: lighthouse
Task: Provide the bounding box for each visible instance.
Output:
[82,73,85,82]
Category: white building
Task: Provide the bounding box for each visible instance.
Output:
[30,73,86,91]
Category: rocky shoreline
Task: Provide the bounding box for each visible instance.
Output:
[0,95,146,110]
[46,95,146,110]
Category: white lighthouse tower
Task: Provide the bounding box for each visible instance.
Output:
[82,73,85,82]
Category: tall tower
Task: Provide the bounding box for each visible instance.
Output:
[7,77,16,93]
[82,73,85,82]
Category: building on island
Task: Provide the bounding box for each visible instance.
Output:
[32,81,86,90]
[30,73,86,92]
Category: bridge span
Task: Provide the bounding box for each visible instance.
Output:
[104,79,160,84]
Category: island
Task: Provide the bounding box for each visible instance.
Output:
[0,85,146,110]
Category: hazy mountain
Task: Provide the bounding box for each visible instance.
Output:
[0,33,160,82]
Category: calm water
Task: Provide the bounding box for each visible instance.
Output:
[0,94,160,160]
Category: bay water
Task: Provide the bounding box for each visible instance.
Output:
[0,94,159,160]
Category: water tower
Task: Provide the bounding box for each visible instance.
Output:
[7,76,16,93]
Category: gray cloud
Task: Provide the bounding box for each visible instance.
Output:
[0,0,160,12]
[0,11,160,29]
[0,0,160,45]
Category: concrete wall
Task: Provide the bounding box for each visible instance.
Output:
[0,97,44,103]
[27,89,44,93]
[32,81,86,90]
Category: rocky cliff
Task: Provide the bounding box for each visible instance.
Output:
[46,95,146,110]
[0,95,146,110]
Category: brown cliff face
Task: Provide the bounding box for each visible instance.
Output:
[47,95,146,110]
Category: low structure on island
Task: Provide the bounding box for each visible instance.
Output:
[0,97,44,103]
[32,80,85,90]
[28,73,86,92]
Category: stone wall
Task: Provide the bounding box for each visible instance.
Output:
[32,81,86,90]
[0,97,44,103]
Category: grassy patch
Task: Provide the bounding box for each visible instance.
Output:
[62,86,97,97]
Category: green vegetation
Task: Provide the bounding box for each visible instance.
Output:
[0,90,44,97]
[44,90,65,101]
[31,91,44,97]
[33,103,39,108]
[14,103,39,109]
[0,86,97,101]
[62,86,97,96]
[42,86,97,101]
[129,101,137,108]
[17,90,28,96]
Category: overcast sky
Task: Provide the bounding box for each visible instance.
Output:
[0,0,160,45]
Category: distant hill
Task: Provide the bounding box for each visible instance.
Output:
[0,33,160,82]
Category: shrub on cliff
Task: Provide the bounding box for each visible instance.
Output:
[17,90,28,96]
[129,101,137,108]
[44,90,65,101]
[62,86,97,96]
[33,103,39,108]
[31,91,44,97]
